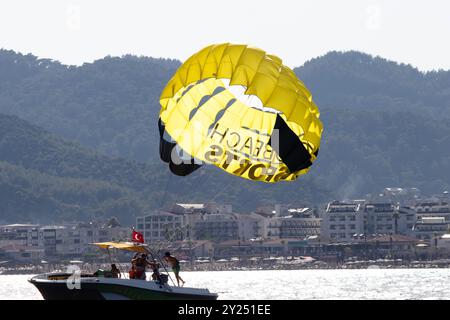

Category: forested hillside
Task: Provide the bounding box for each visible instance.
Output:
[1,49,450,223]
[0,114,331,223]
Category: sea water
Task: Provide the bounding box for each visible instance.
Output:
[1,269,450,300]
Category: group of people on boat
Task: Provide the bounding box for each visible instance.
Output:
[129,251,185,286]
[93,263,121,278]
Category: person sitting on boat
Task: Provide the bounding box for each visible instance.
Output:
[129,253,138,279]
[110,264,121,279]
[149,259,162,282]
[131,253,150,280]
[163,252,185,287]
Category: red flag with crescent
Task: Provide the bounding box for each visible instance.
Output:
[132,230,144,243]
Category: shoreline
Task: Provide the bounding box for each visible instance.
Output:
[2,260,450,275]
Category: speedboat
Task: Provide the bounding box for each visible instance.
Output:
[28,241,218,300]
[29,272,218,300]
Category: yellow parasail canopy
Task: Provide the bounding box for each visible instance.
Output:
[92,241,148,253]
[158,43,323,183]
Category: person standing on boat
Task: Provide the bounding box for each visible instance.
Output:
[163,252,185,287]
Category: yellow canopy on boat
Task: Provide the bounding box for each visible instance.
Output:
[91,241,148,253]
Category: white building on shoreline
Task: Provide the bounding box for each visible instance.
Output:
[0,221,130,262]
[321,201,365,243]
[413,200,450,222]
[412,217,449,243]
[320,200,417,243]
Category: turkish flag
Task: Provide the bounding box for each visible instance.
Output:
[132,230,144,243]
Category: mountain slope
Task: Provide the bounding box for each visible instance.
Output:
[1,49,450,208]
[0,161,146,224]
[0,113,332,223]
[0,113,155,190]
[0,49,180,162]
[295,51,450,113]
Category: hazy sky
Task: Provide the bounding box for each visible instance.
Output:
[0,0,449,71]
